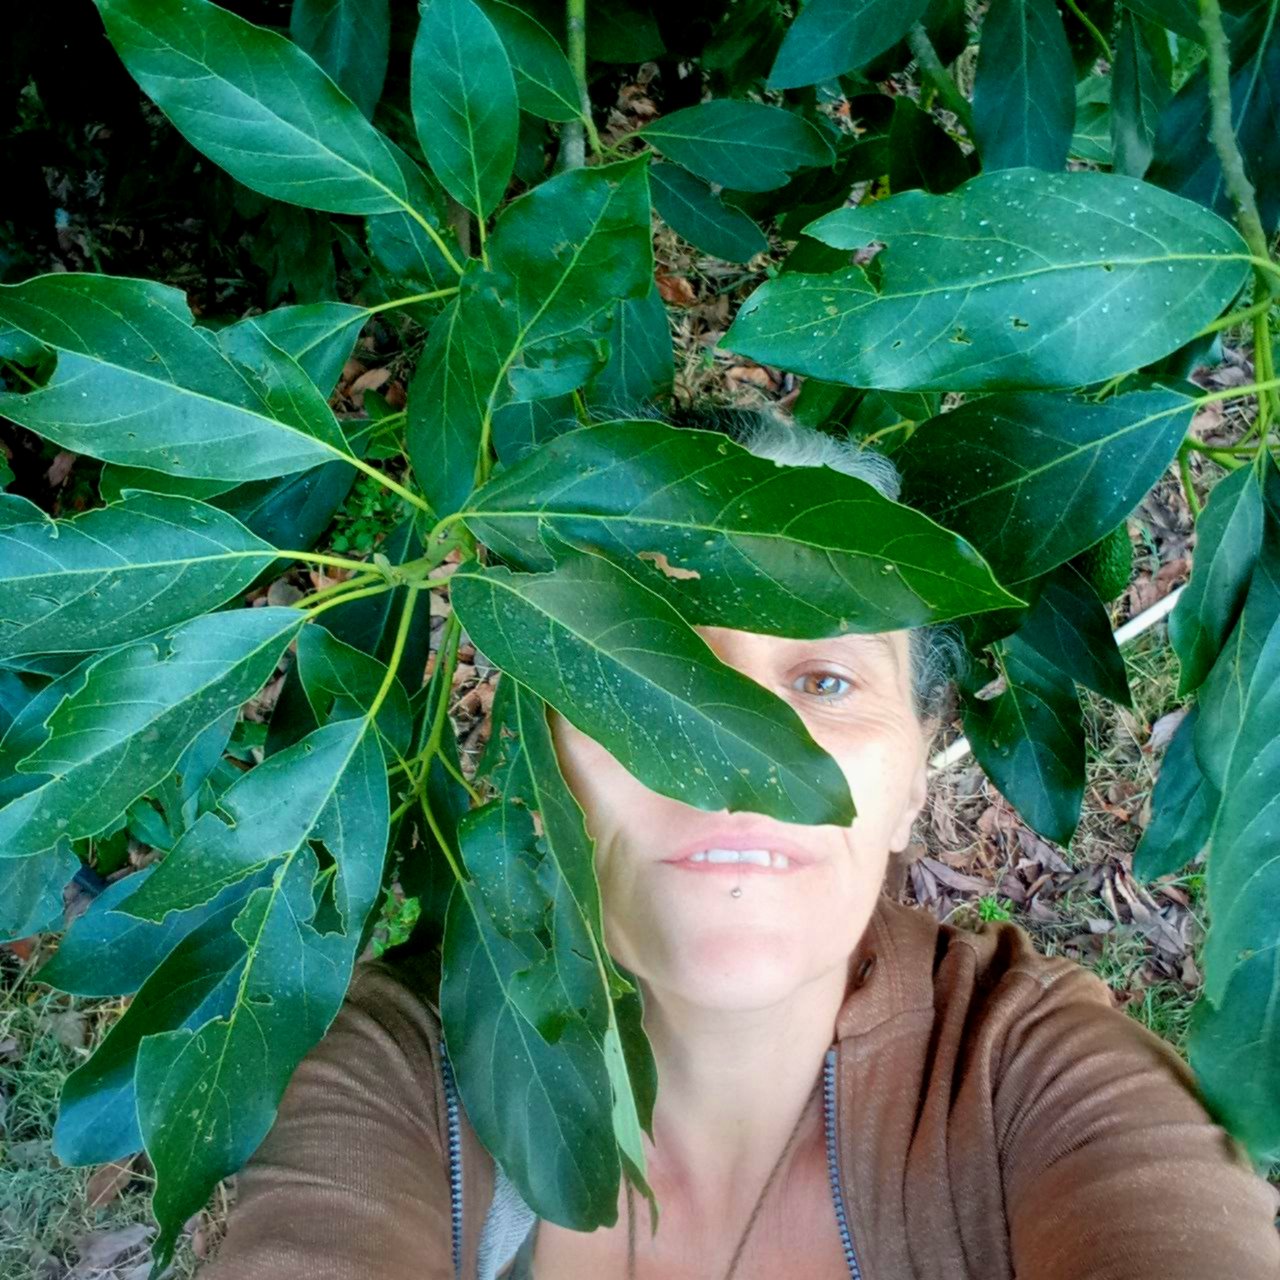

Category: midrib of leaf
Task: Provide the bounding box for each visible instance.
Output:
[994,645,1074,795]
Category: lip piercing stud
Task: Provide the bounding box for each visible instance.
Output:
[730,886,743,898]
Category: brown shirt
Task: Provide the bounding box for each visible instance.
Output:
[196,896,1280,1279]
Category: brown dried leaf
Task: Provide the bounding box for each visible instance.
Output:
[86,1159,136,1209]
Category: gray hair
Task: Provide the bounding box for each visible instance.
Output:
[721,408,965,730]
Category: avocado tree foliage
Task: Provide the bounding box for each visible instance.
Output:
[0,0,1277,1269]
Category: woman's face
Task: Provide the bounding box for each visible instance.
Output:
[548,625,929,1013]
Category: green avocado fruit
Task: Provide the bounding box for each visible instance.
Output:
[1070,522,1133,603]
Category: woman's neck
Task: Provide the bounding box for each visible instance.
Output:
[634,959,852,1227]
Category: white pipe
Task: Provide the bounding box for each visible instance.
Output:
[927,584,1185,774]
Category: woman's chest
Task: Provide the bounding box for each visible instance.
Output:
[527,1148,852,1280]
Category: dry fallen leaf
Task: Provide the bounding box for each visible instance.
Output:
[656,273,696,306]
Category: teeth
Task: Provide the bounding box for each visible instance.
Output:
[687,848,791,869]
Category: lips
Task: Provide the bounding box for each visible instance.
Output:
[661,827,821,875]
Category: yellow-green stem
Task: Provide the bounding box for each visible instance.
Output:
[367,584,421,720]
[402,206,466,277]
[304,581,395,619]
[1065,0,1113,61]
[1178,449,1203,518]
[364,286,460,317]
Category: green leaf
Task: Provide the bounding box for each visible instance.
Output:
[411,0,519,219]
[491,396,577,467]
[116,717,386,926]
[442,800,620,1224]
[1071,72,1113,165]
[1110,9,1173,178]
[406,158,653,520]
[290,0,390,119]
[94,0,446,225]
[649,163,768,263]
[962,633,1086,844]
[51,889,259,1168]
[1133,704,1217,880]
[366,211,460,306]
[1014,561,1133,706]
[767,0,931,89]
[724,169,1251,391]
[1147,8,1280,237]
[1187,453,1280,1162]
[0,608,305,859]
[1118,0,1203,42]
[137,834,378,1271]
[295,623,412,757]
[887,97,972,195]
[449,533,856,826]
[35,861,262,998]
[239,301,370,396]
[0,275,352,481]
[972,0,1075,171]
[895,387,1195,584]
[1169,463,1265,697]
[585,285,674,410]
[0,492,277,660]
[461,416,1025,634]
[443,682,657,1224]
[0,844,77,942]
[638,102,835,193]
[477,0,581,123]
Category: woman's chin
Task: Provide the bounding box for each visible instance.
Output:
[653,930,817,1011]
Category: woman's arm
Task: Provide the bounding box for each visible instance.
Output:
[995,963,1280,1279]
[195,955,457,1280]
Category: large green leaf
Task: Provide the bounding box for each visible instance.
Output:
[637,102,834,193]
[0,608,305,859]
[94,0,446,226]
[1187,453,1280,1161]
[767,0,931,89]
[477,0,580,123]
[1169,463,1265,696]
[1133,704,1217,879]
[0,492,277,660]
[136,839,373,1271]
[1110,9,1173,177]
[442,799,620,1224]
[1014,561,1133,706]
[650,163,768,263]
[962,633,1086,844]
[461,417,1022,634]
[411,0,518,219]
[895,387,1195,583]
[0,276,352,481]
[449,531,855,826]
[407,158,652,519]
[290,0,390,119]
[723,168,1251,391]
[51,889,258,1168]
[585,285,674,410]
[971,0,1075,171]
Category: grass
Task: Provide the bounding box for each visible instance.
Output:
[0,954,209,1280]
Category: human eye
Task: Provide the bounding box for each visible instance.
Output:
[792,669,855,701]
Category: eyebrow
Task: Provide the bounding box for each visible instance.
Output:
[812,632,899,670]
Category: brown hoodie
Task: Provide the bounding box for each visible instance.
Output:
[196,896,1280,1279]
